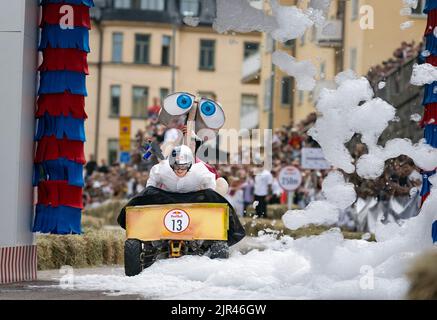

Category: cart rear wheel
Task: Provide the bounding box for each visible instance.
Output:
[124,239,143,276]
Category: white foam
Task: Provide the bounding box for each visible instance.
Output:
[411,63,437,86]
[272,51,317,91]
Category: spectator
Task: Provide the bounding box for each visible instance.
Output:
[241,171,255,216]
[270,170,282,204]
[148,97,161,119]
[225,177,244,217]
[85,154,98,177]
[253,164,273,218]
[98,159,109,174]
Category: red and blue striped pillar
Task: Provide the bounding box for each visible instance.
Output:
[33,0,93,234]
[420,0,437,243]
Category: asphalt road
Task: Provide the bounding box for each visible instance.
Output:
[0,237,264,300]
[0,267,143,300]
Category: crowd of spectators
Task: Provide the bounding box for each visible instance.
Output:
[216,112,330,216]
[82,110,422,226]
[82,45,425,225]
[366,40,424,87]
[348,144,422,200]
[83,158,150,208]
[82,112,326,212]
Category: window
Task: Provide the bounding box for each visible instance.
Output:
[180,0,199,16]
[161,35,171,66]
[112,33,123,63]
[350,48,357,71]
[284,39,295,49]
[110,85,121,116]
[134,34,150,64]
[160,88,169,101]
[249,0,263,10]
[300,32,306,46]
[114,0,131,8]
[198,91,216,100]
[108,139,119,166]
[411,0,425,15]
[298,91,304,106]
[311,26,317,42]
[320,62,326,79]
[132,86,149,118]
[140,0,165,10]
[240,95,259,129]
[281,77,292,105]
[244,42,259,58]
[351,0,359,20]
[199,40,215,70]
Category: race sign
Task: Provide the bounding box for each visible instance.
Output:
[164,209,190,233]
[278,166,302,191]
[301,147,330,170]
[119,116,131,152]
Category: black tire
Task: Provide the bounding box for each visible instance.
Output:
[208,241,230,259]
[124,239,143,276]
[142,242,158,268]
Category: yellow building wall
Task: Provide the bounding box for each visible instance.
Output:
[86,21,262,162]
[176,26,262,132]
[292,0,339,123]
[272,42,294,129]
[344,0,426,76]
[291,0,427,125]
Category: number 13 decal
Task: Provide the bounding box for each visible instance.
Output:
[164,209,190,233]
[171,219,183,232]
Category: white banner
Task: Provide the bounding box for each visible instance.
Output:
[301,148,331,170]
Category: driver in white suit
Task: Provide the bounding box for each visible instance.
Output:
[146,145,216,193]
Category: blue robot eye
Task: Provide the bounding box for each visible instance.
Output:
[200,101,216,116]
[177,94,193,109]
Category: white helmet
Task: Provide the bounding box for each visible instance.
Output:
[169,145,194,171]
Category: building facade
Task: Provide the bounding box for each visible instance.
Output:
[87,0,429,162]
[260,0,428,129]
[87,0,262,163]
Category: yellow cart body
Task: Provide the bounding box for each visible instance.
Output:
[125,203,229,242]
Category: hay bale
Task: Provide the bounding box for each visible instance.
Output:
[241,217,285,237]
[244,204,290,219]
[81,215,104,229]
[268,204,289,219]
[108,234,123,265]
[406,249,437,300]
[103,230,125,265]
[240,217,374,241]
[101,231,116,265]
[48,235,68,269]
[36,236,55,270]
[37,229,127,270]
[111,232,125,265]
[83,232,104,266]
[62,235,88,268]
[83,200,128,226]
